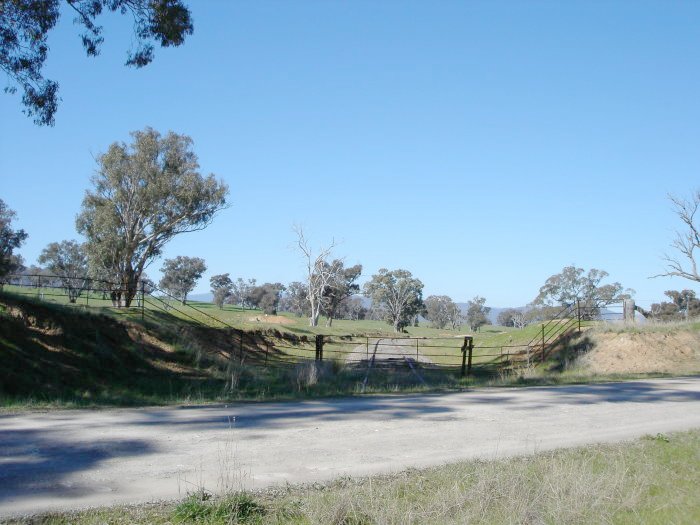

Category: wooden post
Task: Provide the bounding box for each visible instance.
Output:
[461,337,468,377]
[467,337,474,375]
[461,336,473,377]
[315,334,324,361]
[623,299,635,324]
[577,298,581,332]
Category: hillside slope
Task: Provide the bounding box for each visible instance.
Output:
[0,294,242,406]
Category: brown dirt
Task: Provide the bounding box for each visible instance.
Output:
[247,315,295,325]
[575,330,700,374]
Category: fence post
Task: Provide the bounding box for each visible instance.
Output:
[315,334,324,361]
[467,336,474,375]
[541,324,546,363]
[577,298,581,332]
[461,336,473,377]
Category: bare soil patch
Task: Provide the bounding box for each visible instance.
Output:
[247,315,295,325]
[576,330,700,374]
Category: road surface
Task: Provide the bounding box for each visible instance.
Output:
[1,377,700,518]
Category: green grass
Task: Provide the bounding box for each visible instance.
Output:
[2,289,697,411]
[11,428,700,524]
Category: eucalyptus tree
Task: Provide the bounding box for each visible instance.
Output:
[466,296,491,332]
[424,295,457,329]
[0,199,27,280]
[210,273,233,309]
[322,261,362,327]
[246,282,286,315]
[2,0,193,125]
[280,281,309,317]
[159,256,206,305]
[37,240,89,302]
[363,268,424,332]
[77,128,228,307]
[294,226,341,327]
[534,265,633,319]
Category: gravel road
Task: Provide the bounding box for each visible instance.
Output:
[1,377,700,518]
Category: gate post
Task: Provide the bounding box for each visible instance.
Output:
[315,334,324,361]
[461,336,473,377]
[467,336,474,375]
[623,299,636,324]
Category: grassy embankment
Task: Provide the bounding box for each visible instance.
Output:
[8,428,700,524]
[1,288,698,409]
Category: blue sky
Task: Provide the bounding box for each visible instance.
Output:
[1,1,698,308]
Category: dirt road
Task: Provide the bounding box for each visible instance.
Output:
[2,377,700,518]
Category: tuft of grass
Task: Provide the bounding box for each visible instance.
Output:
[173,491,265,524]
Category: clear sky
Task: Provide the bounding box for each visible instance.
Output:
[1,1,698,308]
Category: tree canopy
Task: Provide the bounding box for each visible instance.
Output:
[37,239,88,302]
[465,296,490,332]
[424,295,461,330]
[159,256,206,304]
[322,261,362,327]
[210,273,233,309]
[76,128,228,307]
[642,290,700,321]
[534,265,633,315]
[246,282,285,315]
[1,0,193,125]
[0,199,28,279]
[363,268,424,332]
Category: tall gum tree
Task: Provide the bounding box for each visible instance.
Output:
[77,128,228,307]
[363,268,424,332]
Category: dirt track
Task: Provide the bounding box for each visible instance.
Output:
[2,377,700,518]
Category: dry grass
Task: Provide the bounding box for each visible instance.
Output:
[14,429,700,525]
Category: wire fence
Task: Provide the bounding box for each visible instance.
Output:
[1,273,631,377]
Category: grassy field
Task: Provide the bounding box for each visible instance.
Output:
[8,428,700,524]
[1,289,696,410]
[2,284,549,368]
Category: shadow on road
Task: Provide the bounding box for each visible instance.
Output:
[0,428,153,504]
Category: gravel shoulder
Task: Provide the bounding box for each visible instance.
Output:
[2,377,700,518]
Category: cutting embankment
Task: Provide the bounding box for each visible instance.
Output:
[0,293,254,407]
[565,324,700,376]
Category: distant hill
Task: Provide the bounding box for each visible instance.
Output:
[189,292,214,303]
[455,304,526,326]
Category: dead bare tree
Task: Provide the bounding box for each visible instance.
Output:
[655,190,700,283]
[294,226,341,327]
